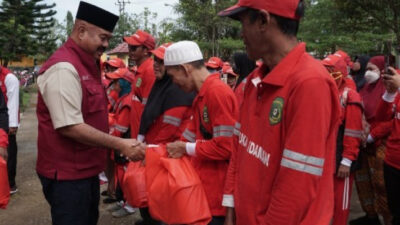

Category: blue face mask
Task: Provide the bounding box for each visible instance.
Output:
[118,79,131,97]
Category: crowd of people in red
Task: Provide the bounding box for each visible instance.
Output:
[1,0,400,225]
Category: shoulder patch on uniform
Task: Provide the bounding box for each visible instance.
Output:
[203,106,209,123]
[136,78,142,88]
[269,97,284,125]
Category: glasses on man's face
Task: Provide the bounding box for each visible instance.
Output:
[128,45,140,52]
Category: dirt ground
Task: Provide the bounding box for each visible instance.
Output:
[0,92,369,225]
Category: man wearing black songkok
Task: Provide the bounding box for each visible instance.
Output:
[36,2,144,225]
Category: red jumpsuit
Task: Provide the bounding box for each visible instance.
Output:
[130,58,155,138]
[333,88,363,225]
[223,43,341,225]
[144,106,193,144]
[181,73,239,216]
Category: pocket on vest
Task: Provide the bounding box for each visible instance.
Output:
[86,85,106,113]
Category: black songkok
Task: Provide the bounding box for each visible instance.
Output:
[76,1,119,32]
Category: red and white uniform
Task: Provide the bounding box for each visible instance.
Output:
[142,106,192,144]
[130,58,155,138]
[375,90,400,170]
[223,43,341,225]
[333,88,363,225]
[181,73,238,216]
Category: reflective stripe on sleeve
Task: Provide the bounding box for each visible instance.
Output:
[233,122,241,136]
[182,129,196,142]
[163,115,182,127]
[213,125,234,138]
[281,149,324,176]
[114,124,129,133]
[344,129,363,139]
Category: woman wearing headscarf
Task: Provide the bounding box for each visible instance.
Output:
[351,56,393,225]
[351,55,370,92]
[135,43,196,225]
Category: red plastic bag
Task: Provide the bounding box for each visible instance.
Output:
[146,145,211,225]
[0,158,10,209]
[123,161,148,208]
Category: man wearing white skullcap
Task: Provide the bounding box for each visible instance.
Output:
[165,41,239,224]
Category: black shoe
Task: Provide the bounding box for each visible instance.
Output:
[101,190,108,196]
[103,197,118,204]
[349,215,382,225]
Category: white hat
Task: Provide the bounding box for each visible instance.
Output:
[164,41,203,66]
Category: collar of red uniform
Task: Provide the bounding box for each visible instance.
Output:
[136,57,154,74]
[198,73,220,97]
[257,42,306,87]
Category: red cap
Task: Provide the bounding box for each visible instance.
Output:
[222,64,239,77]
[104,58,126,68]
[150,42,173,60]
[105,68,134,83]
[218,0,302,20]
[322,54,348,77]
[205,57,224,69]
[334,50,353,67]
[123,30,156,50]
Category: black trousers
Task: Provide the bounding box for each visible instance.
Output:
[7,134,17,187]
[38,174,100,225]
[384,163,400,225]
[209,216,225,225]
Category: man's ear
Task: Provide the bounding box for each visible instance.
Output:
[77,24,87,40]
[258,10,271,31]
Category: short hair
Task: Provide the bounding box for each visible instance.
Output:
[247,0,305,37]
[187,59,205,69]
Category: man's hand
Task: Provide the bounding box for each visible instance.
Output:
[166,141,187,158]
[9,127,18,135]
[118,139,145,161]
[0,147,7,161]
[337,164,350,178]
[224,207,236,225]
[383,67,400,93]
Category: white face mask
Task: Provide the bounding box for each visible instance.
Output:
[365,70,380,84]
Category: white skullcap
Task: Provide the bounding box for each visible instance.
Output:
[164,41,203,66]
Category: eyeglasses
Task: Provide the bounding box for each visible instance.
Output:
[128,45,141,52]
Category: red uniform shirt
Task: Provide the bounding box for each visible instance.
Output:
[375,94,400,169]
[130,57,155,138]
[144,106,192,144]
[181,73,239,216]
[339,88,363,161]
[234,78,247,108]
[224,43,341,225]
[110,93,132,138]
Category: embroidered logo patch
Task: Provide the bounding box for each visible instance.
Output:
[203,106,209,123]
[269,97,284,125]
[136,78,142,88]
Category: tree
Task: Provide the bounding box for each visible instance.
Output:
[108,8,158,50]
[298,0,394,58]
[172,0,242,57]
[0,0,56,66]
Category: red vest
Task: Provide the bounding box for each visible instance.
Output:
[36,38,109,180]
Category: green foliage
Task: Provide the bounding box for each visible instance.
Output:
[172,0,241,57]
[108,8,158,49]
[0,0,57,66]
[298,0,395,58]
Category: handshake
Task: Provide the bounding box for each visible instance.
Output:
[117,139,188,161]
